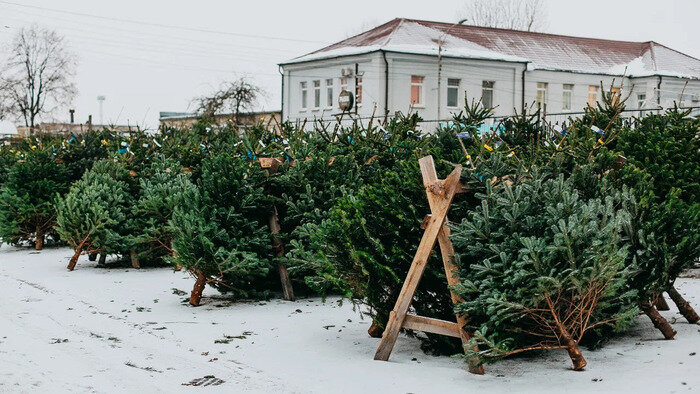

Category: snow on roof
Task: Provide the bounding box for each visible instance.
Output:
[281,18,700,79]
[0,120,18,135]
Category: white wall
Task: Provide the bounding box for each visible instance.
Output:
[282,53,700,124]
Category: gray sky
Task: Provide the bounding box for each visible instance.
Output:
[1,0,698,129]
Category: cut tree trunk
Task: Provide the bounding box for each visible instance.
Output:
[98,254,107,266]
[35,226,44,251]
[667,285,700,324]
[640,300,676,339]
[67,243,84,271]
[189,271,207,306]
[130,250,141,269]
[88,253,98,261]
[560,334,586,370]
[368,321,384,338]
[654,293,670,311]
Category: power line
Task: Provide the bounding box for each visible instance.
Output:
[0,0,329,44]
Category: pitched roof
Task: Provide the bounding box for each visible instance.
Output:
[282,18,700,79]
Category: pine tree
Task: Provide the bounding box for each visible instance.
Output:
[451,172,638,370]
[0,145,70,249]
[55,159,133,269]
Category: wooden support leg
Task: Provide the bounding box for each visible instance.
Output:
[268,205,295,301]
[374,159,462,361]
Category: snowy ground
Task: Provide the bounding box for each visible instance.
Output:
[0,246,698,393]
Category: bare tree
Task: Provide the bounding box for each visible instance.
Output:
[193,77,263,121]
[461,0,548,32]
[0,25,77,133]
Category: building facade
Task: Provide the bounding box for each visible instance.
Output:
[280,19,700,124]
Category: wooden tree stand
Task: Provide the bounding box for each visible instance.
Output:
[373,155,485,375]
[259,157,295,301]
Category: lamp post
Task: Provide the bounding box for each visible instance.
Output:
[437,19,467,121]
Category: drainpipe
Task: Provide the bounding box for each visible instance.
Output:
[382,50,389,123]
[278,65,284,122]
[521,62,528,112]
[355,63,359,116]
[656,75,662,109]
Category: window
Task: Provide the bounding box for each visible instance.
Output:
[355,77,363,104]
[637,93,646,109]
[300,81,308,110]
[536,82,548,112]
[587,85,599,106]
[313,80,321,109]
[562,84,573,111]
[410,76,424,106]
[481,81,495,109]
[611,86,621,106]
[447,78,460,108]
[325,78,334,108]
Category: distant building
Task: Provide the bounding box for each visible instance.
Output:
[159,111,281,129]
[279,18,700,123]
[16,122,135,138]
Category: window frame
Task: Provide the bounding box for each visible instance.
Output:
[410,75,425,107]
[587,85,599,107]
[481,80,495,109]
[312,80,321,110]
[536,82,548,112]
[355,77,363,105]
[446,78,460,108]
[325,78,334,109]
[300,81,308,111]
[562,83,574,111]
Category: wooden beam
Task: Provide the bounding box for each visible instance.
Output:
[374,157,462,361]
[403,314,461,338]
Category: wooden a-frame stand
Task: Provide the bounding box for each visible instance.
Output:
[373,155,484,375]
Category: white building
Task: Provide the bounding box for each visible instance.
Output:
[279,18,700,124]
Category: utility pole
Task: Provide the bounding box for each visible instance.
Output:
[97,95,106,125]
[437,19,467,122]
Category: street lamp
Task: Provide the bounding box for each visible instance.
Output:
[437,18,468,121]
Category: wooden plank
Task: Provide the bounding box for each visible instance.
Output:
[403,314,461,338]
[268,205,295,301]
[374,158,462,361]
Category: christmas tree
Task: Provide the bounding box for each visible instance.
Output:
[56,159,133,269]
[130,158,197,265]
[169,152,274,306]
[0,145,70,249]
[451,170,638,370]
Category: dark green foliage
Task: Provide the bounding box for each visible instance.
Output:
[131,158,197,265]
[169,153,275,299]
[451,172,638,367]
[616,107,700,295]
[56,159,133,260]
[0,146,70,247]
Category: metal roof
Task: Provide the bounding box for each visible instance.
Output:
[282,18,700,79]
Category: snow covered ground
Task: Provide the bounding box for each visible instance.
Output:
[0,245,698,393]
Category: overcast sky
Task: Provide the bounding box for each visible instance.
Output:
[1,0,698,129]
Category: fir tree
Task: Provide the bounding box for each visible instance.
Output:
[169,153,274,306]
[55,159,133,269]
[451,172,638,370]
[130,158,196,265]
[0,145,70,249]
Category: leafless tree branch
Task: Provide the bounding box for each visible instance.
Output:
[460,0,548,32]
[0,24,77,133]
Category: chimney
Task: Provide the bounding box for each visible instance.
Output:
[69,109,75,124]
